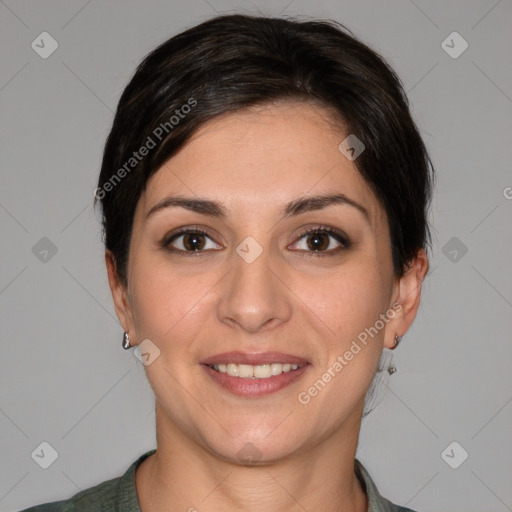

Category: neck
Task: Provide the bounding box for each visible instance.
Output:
[136,403,368,512]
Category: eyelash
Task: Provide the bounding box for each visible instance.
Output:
[160,225,351,258]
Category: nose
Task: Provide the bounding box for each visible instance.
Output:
[216,242,293,334]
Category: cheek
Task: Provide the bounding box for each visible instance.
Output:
[296,266,388,418]
[308,264,389,344]
[129,260,218,348]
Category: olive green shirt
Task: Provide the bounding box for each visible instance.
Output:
[19,450,417,512]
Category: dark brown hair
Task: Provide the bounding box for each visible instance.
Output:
[95,14,435,286]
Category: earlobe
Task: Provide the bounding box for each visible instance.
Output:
[384,248,429,349]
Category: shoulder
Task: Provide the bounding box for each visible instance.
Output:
[378,496,418,512]
[17,474,121,512]
[354,458,419,512]
[17,450,156,512]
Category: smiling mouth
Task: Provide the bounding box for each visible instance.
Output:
[206,362,305,379]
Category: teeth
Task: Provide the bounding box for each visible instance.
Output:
[210,362,302,378]
[227,363,239,377]
[238,364,254,378]
[270,363,282,376]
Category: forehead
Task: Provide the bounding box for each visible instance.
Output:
[137,101,383,229]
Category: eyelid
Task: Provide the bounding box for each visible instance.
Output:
[289,225,350,254]
[160,226,222,255]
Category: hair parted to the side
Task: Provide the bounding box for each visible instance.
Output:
[94,14,435,287]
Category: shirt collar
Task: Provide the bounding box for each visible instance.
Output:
[115,449,156,511]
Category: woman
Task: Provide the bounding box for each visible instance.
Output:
[21,13,433,512]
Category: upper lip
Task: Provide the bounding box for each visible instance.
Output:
[200,351,309,366]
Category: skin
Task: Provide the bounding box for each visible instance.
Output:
[106,100,428,512]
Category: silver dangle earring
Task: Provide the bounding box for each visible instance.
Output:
[122,332,132,350]
[386,335,403,375]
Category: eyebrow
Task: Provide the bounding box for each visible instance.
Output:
[146,193,370,223]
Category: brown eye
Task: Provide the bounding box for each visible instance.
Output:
[290,227,350,254]
[305,232,330,251]
[162,229,222,254]
[182,232,206,251]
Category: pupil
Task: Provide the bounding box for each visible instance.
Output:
[308,233,328,251]
[184,233,205,251]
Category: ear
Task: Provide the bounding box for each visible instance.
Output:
[105,250,137,343]
[383,248,429,349]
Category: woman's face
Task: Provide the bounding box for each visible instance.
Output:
[108,100,423,463]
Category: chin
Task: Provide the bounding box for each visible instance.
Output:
[199,425,307,466]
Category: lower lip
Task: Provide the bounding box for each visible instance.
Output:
[202,364,310,397]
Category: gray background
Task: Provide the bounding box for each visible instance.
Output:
[1,1,511,511]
